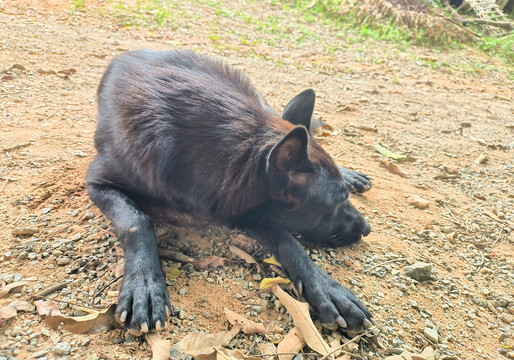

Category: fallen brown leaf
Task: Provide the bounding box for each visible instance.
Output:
[57,68,77,75]
[271,286,332,356]
[215,348,261,359]
[179,323,242,357]
[257,343,277,357]
[194,255,227,270]
[224,308,267,335]
[379,159,409,178]
[229,245,261,271]
[0,280,31,299]
[276,327,304,360]
[44,303,121,334]
[0,300,33,320]
[147,332,171,360]
[34,300,62,316]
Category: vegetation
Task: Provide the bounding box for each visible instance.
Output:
[84,0,513,65]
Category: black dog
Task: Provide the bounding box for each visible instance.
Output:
[87,50,374,333]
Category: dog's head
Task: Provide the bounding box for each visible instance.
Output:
[266,89,370,246]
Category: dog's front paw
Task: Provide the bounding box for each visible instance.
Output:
[299,270,374,331]
[116,262,171,332]
[337,165,372,194]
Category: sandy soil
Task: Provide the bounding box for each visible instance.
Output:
[0,1,513,359]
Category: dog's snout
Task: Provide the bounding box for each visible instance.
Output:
[361,220,371,237]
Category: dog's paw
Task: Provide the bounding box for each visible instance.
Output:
[337,165,372,194]
[116,263,171,332]
[299,270,374,331]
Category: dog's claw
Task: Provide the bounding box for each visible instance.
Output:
[370,317,377,326]
[140,322,149,333]
[363,319,372,328]
[165,305,171,317]
[119,310,127,323]
[155,320,163,331]
[336,316,348,328]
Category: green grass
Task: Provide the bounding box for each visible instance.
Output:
[72,0,86,11]
[476,33,514,64]
[86,0,514,68]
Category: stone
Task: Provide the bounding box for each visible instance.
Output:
[32,349,49,358]
[53,342,71,355]
[404,262,433,282]
[407,195,429,209]
[423,327,439,343]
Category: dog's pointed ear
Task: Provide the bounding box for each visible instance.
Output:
[282,89,315,131]
[267,126,309,184]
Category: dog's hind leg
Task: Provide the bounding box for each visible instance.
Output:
[86,157,171,333]
[337,165,372,194]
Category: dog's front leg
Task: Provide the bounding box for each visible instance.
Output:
[247,226,374,331]
[87,183,171,332]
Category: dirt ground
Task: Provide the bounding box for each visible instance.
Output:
[0,1,513,359]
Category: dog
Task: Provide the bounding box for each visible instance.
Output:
[86,49,374,333]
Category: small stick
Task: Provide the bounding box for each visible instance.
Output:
[0,178,8,193]
[33,280,72,297]
[93,275,123,298]
[320,329,374,360]
[2,142,32,152]
[32,294,104,310]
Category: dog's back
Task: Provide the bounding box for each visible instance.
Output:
[93,50,294,220]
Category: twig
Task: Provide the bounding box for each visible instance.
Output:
[320,329,374,360]
[93,275,123,298]
[0,178,8,193]
[32,294,104,310]
[491,223,505,247]
[1,142,32,152]
[33,280,72,297]
[460,18,513,31]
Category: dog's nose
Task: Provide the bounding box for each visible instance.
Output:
[361,220,371,237]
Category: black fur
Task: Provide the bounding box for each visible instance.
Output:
[87,49,374,332]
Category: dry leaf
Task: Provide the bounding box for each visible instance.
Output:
[380,159,409,178]
[341,336,358,352]
[257,343,277,356]
[224,308,267,334]
[0,281,31,299]
[314,124,339,139]
[271,286,332,356]
[44,303,121,334]
[276,327,304,360]
[259,277,290,290]
[0,300,33,320]
[329,333,342,357]
[229,245,261,271]
[179,323,242,357]
[166,267,181,280]
[57,68,77,75]
[194,255,227,270]
[263,256,281,266]
[215,348,261,359]
[147,332,171,360]
[35,300,63,316]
